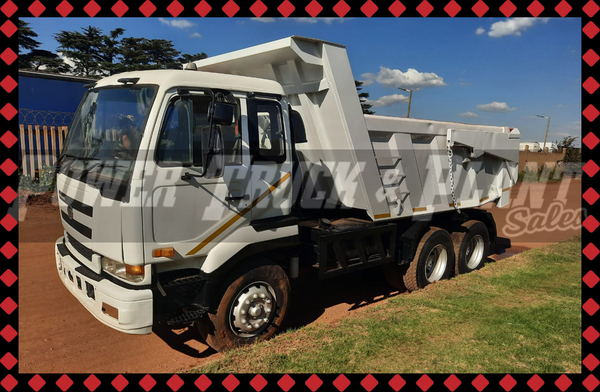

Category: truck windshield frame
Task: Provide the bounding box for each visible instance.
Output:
[58,84,158,202]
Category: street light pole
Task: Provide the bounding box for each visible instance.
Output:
[399,88,413,118]
[536,115,551,152]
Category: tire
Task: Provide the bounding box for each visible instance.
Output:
[197,263,290,352]
[451,220,490,275]
[403,227,455,292]
[383,263,408,291]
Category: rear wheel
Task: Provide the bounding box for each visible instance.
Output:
[403,227,455,291]
[451,220,490,275]
[197,263,290,352]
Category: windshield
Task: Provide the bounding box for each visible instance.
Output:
[59,85,157,201]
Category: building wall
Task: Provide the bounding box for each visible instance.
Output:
[18,71,97,124]
[518,150,567,172]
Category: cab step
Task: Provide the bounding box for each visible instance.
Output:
[166,309,206,326]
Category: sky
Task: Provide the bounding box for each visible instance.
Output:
[22,17,582,146]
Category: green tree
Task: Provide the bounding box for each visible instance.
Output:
[355,80,375,115]
[140,39,182,69]
[554,136,581,163]
[18,20,41,52]
[19,21,71,73]
[22,49,72,73]
[179,52,209,65]
[118,38,185,71]
[18,20,41,68]
[54,26,124,76]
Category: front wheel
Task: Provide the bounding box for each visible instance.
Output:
[197,263,290,352]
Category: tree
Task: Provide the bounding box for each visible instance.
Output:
[554,135,578,149]
[554,136,581,163]
[18,20,41,68]
[18,20,41,52]
[19,21,72,73]
[54,26,125,76]
[355,80,375,115]
[118,38,185,71]
[22,49,72,73]
[55,26,206,76]
[140,39,182,69]
[179,52,209,65]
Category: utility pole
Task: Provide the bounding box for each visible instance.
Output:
[399,88,413,118]
[536,115,551,152]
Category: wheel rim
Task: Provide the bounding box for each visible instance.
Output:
[229,282,276,338]
[425,244,448,282]
[465,234,485,269]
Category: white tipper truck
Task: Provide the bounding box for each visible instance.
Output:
[54,36,520,352]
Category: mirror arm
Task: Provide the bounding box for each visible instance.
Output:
[181,171,203,181]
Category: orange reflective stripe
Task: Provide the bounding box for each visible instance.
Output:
[186,172,292,255]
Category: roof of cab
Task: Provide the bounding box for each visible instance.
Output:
[95,69,286,95]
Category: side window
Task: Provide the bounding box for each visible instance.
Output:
[220,101,242,166]
[157,99,195,166]
[248,100,286,163]
[157,94,242,167]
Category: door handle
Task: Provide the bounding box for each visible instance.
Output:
[225,194,249,201]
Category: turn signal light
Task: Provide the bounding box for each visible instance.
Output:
[153,247,175,258]
[125,264,145,275]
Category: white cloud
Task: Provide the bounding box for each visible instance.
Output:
[568,121,582,132]
[190,32,201,38]
[475,27,486,35]
[361,66,446,89]
[477,102,516,112]
[555,132,572,137]
[159,18,195,29]
[57,52,76,70]
[557,104,564,108]
[360,78,374,87]
[251,17,276,23]
[294,18,318,24]
[364,94,409,108]
[322,18,347,24]
[459,111,479,118]
[488,18,549,38]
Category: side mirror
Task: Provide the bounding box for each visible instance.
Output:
[211,102,235,126]
[201,125,224,179]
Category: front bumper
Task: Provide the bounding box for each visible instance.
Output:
[55,237,153,334]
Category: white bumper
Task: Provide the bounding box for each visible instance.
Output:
[55,237,153,334]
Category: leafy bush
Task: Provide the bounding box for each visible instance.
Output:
[19,165,56,192]
[518,165,570,183]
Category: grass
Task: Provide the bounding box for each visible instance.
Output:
[518,165,581,183]
[191,236,582,374]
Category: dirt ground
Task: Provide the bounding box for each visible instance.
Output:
[17,179,582,373]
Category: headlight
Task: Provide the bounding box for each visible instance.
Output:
[102,257,145,283]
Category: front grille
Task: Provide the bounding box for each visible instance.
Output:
[61,210,92,239]
[66,232,93,261]
[59,191,93,217]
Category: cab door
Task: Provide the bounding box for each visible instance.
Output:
[142,90,252,260]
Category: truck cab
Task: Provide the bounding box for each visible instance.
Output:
[55,70,299,338]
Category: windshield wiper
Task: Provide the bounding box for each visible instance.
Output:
[55,154,99,171]
[82,162,128,174]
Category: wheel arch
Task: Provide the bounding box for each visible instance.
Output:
[193,226,300,312]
